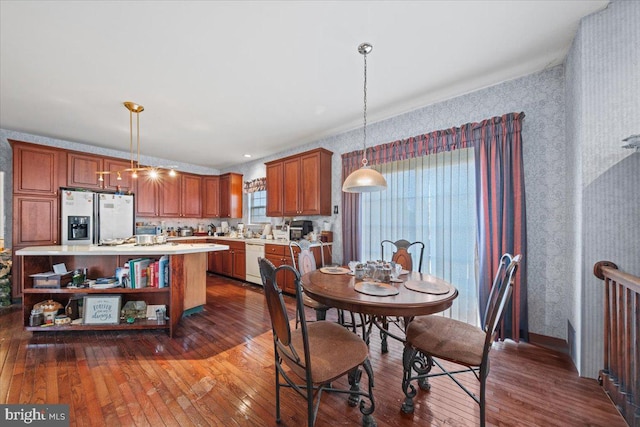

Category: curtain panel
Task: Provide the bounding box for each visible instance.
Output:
[341,112,527,341]
[244,177,266,194]
[473,113,527,342]
[341,152,363,262]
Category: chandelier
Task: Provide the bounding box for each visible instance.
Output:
[342,43,387,193]
[97,102,177,182]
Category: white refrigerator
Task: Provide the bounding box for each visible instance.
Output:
[61,189,135,245]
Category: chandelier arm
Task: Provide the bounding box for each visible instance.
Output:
[130,108,134,171]
[136,109,141,169]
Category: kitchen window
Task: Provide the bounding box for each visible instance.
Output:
[359,148,478,325]
[248,190,268,224]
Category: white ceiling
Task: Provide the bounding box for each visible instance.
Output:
[0,1,609,170]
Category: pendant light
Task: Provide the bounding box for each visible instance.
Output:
[342,42,387,193]
[96,102,178,181]
[124,101,145,177]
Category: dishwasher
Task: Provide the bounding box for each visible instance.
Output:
[245,242,265,285]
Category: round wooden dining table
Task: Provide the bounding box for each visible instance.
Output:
[300,269,458,318]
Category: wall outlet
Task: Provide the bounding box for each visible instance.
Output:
[334,205,338,214]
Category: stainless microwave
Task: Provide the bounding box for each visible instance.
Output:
[289,220,313,240]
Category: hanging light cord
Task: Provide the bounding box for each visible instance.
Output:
[362,47,369,167]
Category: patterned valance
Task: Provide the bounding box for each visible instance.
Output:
[244,177,266,194]
[341,112,525,167]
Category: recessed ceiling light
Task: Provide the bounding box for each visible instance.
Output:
[243,154,252,158]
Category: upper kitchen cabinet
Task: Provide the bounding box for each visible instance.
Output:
[265,161,283,217]
[67,153,134,192]
[181,174,202,217]
[265,148,332,217]
[11,140,66,196]
[135,176,159,216]
[202,176,221,218]
[158,173,202,218]
[103,159,134,192]
[67,153,103,190]
[219,173,243,218]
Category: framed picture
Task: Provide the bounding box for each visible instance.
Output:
[83,295,121,325]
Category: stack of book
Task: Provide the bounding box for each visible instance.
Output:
[127,256,170,288]
[89,277,119,289]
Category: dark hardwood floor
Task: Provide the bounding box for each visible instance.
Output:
[0,274,627,426]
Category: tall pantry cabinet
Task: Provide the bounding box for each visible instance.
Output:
[10,140,67,299]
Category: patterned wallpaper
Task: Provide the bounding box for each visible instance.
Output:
[566,0,640,378]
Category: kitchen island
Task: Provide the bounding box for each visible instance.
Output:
[16,242,229,337]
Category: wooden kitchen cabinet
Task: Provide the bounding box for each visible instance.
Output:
[283,157,302,215]
[209,239,245,280]
[67,153,103,190]
[202,176,221,218]
[265,244,296,294]
[10,140,67,299]
[181,174,202,218]
[158,175,181,217]
[103,159,134,192]
[158,173,201,218]
[68,153,134,192]
[265,162,284,217]
[219,173,243,218]
[12,196,59,247]
[265,148,332,217]
[12,141,65,196]
[207,249,223,273]
[135,177,159,216]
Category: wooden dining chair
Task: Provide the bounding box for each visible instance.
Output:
[289,240,330,322]
[258,257,376,427]
[400,253,522,427]
[378,239,426,352]
[380,239,425,273]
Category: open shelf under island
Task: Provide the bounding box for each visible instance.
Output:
[16,242,229,337]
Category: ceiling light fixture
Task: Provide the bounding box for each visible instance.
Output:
[124,101,145,174]
[97,102,178,182]
[342,42,387,193]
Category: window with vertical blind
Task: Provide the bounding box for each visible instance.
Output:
[359,147,479,325]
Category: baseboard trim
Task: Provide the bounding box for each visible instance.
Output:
[528,332,570,355]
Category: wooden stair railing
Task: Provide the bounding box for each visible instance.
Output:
[594,261,640,427]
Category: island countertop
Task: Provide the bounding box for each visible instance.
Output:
[15,243,229,256]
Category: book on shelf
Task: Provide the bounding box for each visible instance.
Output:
[128,258,153,288]
[158,255,170,288]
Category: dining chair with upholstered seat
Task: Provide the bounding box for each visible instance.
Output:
[400,253,522,427]
[378,239,426,352]
[258,257,376,427]
[289,240,330,322]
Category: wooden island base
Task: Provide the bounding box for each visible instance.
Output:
[16,243,227,337]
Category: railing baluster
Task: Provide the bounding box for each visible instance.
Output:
[594,261,640,427]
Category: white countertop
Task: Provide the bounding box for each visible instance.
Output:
[15,243,230,256]
[168,235,331,247]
